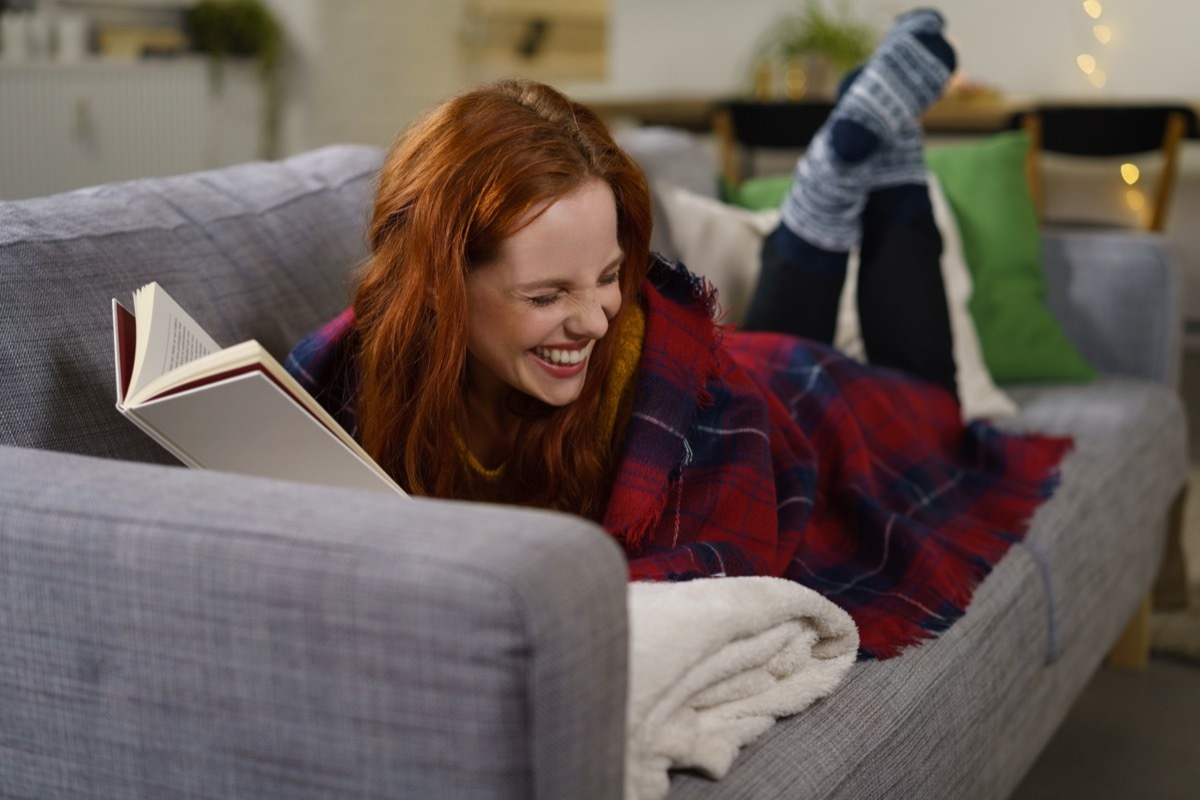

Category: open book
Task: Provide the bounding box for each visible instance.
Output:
[113,282,406,495]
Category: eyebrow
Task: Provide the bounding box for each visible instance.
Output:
[514,253,625,292]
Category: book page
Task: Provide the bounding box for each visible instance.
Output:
[126,282,221,403]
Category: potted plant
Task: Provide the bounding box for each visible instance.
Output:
[749,0,878,99]
[185,0,284,159]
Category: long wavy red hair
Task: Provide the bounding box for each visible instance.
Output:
[353,79,653,520]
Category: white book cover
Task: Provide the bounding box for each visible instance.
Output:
[112,283,406,496]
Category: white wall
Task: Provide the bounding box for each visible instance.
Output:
[266,0,468,152]
[937,0,1200,99]
[309,0,466,147]
[272,0,1200,142]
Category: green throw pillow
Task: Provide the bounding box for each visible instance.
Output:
[722,174,793,211]
[926,131,1094,383]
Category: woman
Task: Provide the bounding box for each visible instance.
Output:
[287,11,1070,659]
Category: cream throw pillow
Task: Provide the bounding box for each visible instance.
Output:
[655,175,1016,421]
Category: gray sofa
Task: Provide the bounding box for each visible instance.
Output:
[0,142,1188,799]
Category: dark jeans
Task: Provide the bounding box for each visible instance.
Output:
[741,184,957,396]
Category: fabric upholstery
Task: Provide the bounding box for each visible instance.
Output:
[1000,378,1188,660]
[0,145,384,461]
[615,126,720,259]
[0,445,628,800]
[1040,229,1181,385]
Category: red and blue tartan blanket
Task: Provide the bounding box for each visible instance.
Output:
[287,257,1071,659]
[607,259,1070,659]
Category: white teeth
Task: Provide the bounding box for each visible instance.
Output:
[536,341,593,366]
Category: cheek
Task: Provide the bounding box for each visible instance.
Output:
[471,303,558,355]
[465,293,521,364]
[602,284,623,320]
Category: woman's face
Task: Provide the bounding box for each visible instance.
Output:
[465,178,624,410]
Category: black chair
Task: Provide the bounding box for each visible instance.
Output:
[1011,105,1197,232]
[712,100,836,190]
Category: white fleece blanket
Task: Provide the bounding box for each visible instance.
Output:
[625,577,859,800]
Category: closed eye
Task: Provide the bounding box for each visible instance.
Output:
[525,262,620,307]
[529,292,561,307]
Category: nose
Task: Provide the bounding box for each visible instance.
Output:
[565,290,615,340]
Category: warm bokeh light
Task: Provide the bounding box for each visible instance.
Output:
[1089,69,1107,88]
[1094,24,1112,44]
[1121,163,1140,185]
[1077,53,1097,74]
[1126,188,1145,212]
[1083,0,1103,19]
[785,65,807,99]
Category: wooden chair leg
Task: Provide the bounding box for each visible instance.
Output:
[1107,594,1152,671]
[1153,485,1190,609]
[1107,484,1190,671]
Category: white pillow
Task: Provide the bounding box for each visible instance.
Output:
[655,175,1016,421]
[652,186,779,325]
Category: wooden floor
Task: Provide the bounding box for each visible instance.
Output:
[1012,656,1200,799]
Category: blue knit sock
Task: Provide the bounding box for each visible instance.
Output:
[780,9,956,253]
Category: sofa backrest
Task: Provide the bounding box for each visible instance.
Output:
[0,144,385,462]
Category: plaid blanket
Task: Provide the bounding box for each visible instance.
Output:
[286,258,1070,660]
[609,259,1070,659]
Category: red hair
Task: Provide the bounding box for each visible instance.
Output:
[354,79,653,519]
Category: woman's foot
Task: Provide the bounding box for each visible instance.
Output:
[780,9,956,253]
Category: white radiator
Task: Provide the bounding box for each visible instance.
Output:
[0,59,261,200]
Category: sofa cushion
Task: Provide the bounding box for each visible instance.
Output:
[999,377,1189,660]
[0,145,385,461]
[615,126,720,259]
[1041,229,1180,385]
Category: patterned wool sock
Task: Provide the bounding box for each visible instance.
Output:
[780,9,956,253]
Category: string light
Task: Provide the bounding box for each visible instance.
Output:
[1077,2,1135,221]
[1126,189,1146,213]
[1076,2,1110,91]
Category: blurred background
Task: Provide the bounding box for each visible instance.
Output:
[3,0,1200,322]
[2,1,1197,181]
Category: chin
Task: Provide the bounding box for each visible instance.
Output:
[538,389,584,408]
[528,378,587,408]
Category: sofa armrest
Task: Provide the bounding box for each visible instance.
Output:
[0,445,628,800]
[1040,229,1183,386]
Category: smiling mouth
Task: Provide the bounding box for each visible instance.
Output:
[532,341,594,367]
